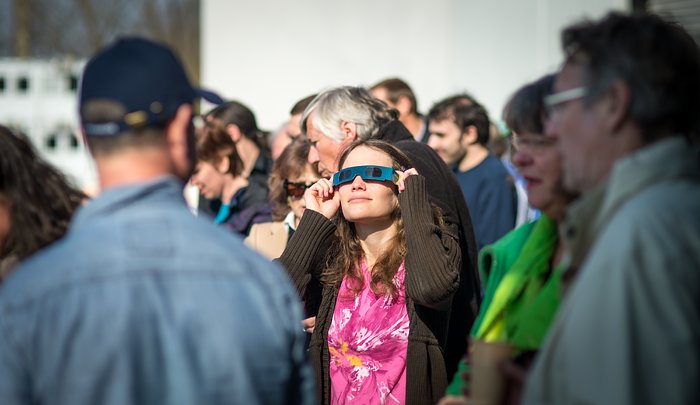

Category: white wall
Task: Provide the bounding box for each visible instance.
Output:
[201,0,627,131]
[0,58,97,191]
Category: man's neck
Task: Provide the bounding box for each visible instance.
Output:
[96,148,175,191]
[401,114,424,141]
[458,144,489,172]
[237,137,261,177]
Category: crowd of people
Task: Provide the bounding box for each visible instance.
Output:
[0,10,698,405]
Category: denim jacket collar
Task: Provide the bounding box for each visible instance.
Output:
[71,176,185,230]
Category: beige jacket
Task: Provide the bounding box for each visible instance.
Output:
[245,221,289,260]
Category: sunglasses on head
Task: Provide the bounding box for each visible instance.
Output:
[332,165,399,187]
[284,180,315,198]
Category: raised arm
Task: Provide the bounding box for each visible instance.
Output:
[399,174,461,310]
[277,177,339,298]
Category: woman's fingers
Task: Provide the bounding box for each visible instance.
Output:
[396,168,419,193]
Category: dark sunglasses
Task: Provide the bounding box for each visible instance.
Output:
[284,180,315,198]
[332,165,398,187]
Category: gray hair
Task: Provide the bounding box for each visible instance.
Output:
[562,12,700,140]
[300,86,398,142]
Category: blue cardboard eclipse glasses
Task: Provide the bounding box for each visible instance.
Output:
[332,165,399,187]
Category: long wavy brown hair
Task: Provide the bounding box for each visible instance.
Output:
[0,126,86,279]
[322,139,414,297]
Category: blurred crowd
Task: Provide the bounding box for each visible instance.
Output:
[1,10,699,405]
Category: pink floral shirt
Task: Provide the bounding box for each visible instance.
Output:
[328,259,410,404]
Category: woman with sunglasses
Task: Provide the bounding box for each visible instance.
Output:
[245,139,321,259]
[279,139,460,404]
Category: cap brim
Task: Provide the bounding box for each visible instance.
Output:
[196,88,224,105]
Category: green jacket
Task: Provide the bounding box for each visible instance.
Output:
[446,216,563,396]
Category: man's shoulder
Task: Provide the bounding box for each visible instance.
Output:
[468,154,510,179]
[1,209,282,309]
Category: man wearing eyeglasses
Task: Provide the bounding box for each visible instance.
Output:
[523,12,700,405]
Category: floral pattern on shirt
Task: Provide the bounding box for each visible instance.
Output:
[328,260,410,404]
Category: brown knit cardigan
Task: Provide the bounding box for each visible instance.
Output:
[279,176,461,404]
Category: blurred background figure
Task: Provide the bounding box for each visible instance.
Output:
[428,96,517,252]
[271,94,317,160]
[208,100,272,181]
[245,138,321,259]
[370,77,428,142]
[0,124,85,281]
[440,73,577,405]
[191,120,271,235]
[193,100,272,234]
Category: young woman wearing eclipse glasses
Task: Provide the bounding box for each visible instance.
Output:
[245,139,321,259]
[279,139,461,404]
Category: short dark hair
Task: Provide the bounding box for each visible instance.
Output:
[428,95,490,146]
[209,100,270,155]
[290,94,317,116]
[370,78,418,115]
[503,74,555,136]
[0,125,86,275]
[562,12,700,140]
[81,100,167,156]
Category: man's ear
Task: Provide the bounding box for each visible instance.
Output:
[461,125,478,146]
[226,124,242,143]
[340,121,358,142]
[165,104,194,181]
[602,80,631,133]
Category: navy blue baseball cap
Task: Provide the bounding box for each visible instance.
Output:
[79,37,223,136]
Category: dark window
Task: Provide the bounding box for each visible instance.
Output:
[17,77,29,92]
[68,74,79,92]
[0,77,5,92]
[46,130,80,150]
[46,135,57,149]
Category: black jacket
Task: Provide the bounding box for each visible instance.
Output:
[373,120,482,378]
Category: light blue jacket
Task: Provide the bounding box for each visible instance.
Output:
[0,177,315,405]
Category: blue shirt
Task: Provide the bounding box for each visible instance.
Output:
[454,153,517,253]
[0,176,314,405]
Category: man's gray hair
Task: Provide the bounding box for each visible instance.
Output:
[300,86,398,142]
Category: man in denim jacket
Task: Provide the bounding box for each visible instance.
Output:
[0,37,314,405]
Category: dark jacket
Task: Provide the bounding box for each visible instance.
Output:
[374,120,482,378]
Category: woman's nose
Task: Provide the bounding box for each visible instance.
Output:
[351,175,366,190]
[512,148,533,169]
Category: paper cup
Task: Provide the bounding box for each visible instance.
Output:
[468,340,513,405]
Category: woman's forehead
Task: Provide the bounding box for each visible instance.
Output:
[342,146,392,168]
